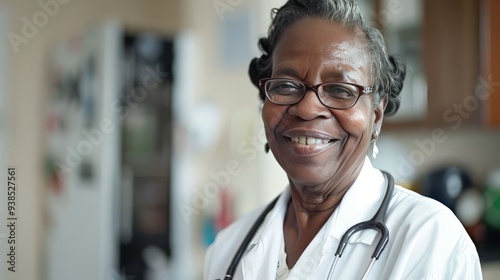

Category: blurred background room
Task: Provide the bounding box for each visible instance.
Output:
[0,0,498,279]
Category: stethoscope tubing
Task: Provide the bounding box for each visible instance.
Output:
[222,195,280,280]
[219,170,394,280]
[327,171,393,279]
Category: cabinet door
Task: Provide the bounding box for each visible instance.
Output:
[380,0,427,124]
[423,0,480,127]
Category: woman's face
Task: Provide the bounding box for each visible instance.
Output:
[262,17,385,191]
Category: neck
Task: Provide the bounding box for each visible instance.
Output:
[282,162,364,268]
[282,181,350,268]
[287,181,348,230]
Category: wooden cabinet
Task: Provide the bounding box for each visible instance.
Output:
[423,0,480,127]
[482,0,500,127]
[381,0,500,128]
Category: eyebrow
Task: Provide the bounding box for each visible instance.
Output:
[273,67,353,83]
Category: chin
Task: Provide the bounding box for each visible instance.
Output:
[285,165,336,188]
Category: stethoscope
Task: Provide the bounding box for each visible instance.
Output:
[217,171,394,280]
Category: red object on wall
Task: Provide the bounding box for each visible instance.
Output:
[215,188,234,231]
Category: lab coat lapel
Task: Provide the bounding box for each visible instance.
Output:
[237,159,385,279]
[241,237,281,279]
[240,190,290,279]
[330,158,386,245]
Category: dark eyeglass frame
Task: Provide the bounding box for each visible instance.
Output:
[258,78,375,109]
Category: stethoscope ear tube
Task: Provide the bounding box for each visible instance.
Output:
[370,222,389,260]
[372,171,393,259]
[334,221,390,259]
[329,171,394,280]
[335,171,393,259]
[373,171,394,223]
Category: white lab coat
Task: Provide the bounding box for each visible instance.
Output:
[204,158,483,280]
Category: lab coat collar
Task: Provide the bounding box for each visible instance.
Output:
[328,157,386,245]
[241,187,291,279]
[246,188,291,249]
[241,157,385,278]
[246,157,386,248]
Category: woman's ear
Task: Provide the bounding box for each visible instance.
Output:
[373,96,388,132]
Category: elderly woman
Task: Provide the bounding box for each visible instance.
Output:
[204,0,482,279]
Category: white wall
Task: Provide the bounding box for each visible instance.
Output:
[0,7,9,280]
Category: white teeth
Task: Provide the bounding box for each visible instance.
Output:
[291,136,331,145]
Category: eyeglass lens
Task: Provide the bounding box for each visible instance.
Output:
[265,79,360,109]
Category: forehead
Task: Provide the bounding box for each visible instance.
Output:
[272,17,372,82]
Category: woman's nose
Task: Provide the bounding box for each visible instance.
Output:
[287,89,332,120]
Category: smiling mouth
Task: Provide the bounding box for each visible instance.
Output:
[290,136,334,145]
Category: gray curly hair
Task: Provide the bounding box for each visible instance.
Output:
[249,0,406,116]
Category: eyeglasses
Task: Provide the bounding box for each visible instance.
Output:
[259,78,375,109]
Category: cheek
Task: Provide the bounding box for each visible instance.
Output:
[337,107,373,139]
[262,101,287,133]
